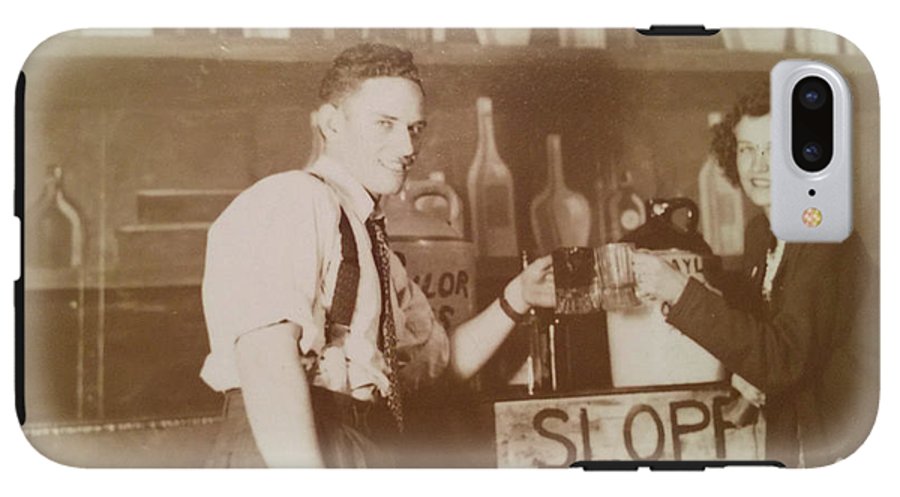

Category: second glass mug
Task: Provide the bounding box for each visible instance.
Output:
[595,242,642,311]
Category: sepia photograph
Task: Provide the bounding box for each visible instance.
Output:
[19,27,879,469]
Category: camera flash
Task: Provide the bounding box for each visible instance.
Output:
[802,207,823,228]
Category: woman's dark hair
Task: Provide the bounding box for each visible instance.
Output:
[712,82,770,186]
[319,42,424,104]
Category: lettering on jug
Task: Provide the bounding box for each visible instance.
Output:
[413,270,471,299]
[664,255,703,277]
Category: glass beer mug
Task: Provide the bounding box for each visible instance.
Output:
[595,242,642,311]
[551,247,603,315]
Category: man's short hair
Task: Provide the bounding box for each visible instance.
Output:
[319,42,424,104]
[712,81,770,186]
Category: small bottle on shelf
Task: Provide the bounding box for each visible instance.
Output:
[607,170,646,242]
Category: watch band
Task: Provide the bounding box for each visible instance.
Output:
[499,295,528,323]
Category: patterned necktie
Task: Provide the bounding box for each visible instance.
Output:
[365,216,404,433]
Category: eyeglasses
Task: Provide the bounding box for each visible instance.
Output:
[737,141,771,163]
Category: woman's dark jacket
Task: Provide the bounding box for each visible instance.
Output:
[666,214,878,467]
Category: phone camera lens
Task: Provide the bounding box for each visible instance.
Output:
[802,142,823,162]
[798,79,828,110]
[803,89,821,107]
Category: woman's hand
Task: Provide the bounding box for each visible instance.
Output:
[631,251,690,304]
[505,255,556,313]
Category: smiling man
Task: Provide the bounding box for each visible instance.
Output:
[199,43,555,468]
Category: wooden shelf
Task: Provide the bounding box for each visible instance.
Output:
[24,265,203,291]
[26,33,873,74]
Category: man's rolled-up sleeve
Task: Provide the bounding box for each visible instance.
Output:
[200,175,335,391]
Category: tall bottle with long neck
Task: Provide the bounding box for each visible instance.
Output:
[467,97,518,257]
[26,165,84,269]
[530,134,591,254]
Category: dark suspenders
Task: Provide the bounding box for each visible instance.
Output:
[308,172,360,346]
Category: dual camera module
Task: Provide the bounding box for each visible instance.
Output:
[770,60,850,241]
[792,76,834,172]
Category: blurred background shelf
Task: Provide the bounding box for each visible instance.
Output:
[28,30,871,72]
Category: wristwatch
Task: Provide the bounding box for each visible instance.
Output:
[499,294,528,323]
